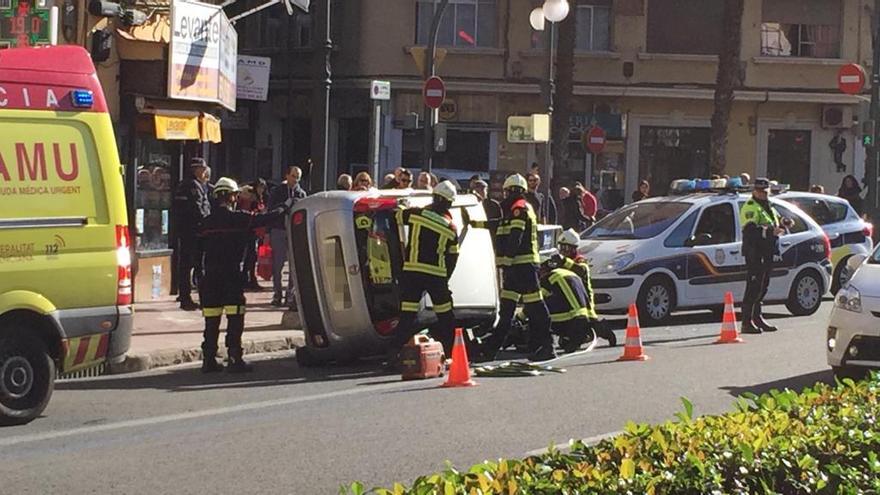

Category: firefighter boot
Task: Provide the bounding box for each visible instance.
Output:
[753,303,778,332]
[595,320,617,347]
[201,317,224,373]
[226,348,254,373]
[740,302,762,334]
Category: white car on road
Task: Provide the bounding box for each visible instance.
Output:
[827,248,880,379]
[776,192,873,293]
[578,192,833,325]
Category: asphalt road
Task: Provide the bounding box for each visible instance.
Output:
[0,303,836,494]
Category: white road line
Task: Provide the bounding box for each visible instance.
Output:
[0,379,423,448]
[523,430,623,457]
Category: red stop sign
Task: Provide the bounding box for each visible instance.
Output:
[423,76,446,109]
[838,63,866,95]
[584,126,607,154]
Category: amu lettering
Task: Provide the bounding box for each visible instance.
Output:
[0,142,80,182]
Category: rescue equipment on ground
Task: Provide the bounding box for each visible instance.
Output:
[442,328,477,387]
[257,239,273,281]
[400,334,446,381]
[618,303,649,362]
[715,291,744,344]
[474,360,567,377]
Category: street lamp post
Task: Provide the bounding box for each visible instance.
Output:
[530,0,569,198]
[422,0,450,174]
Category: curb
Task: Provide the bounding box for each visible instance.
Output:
[108,333,306,374]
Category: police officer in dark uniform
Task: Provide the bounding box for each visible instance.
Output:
[172,157,211,311]
[474,173,555,361]
[198,177,292,373]
[387,180,460,359]
[740,178,792,334]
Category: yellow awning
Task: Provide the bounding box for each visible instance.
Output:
[200,113,222,143]
[154,113,199,140]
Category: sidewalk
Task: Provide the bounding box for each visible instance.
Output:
[111,284,305,374]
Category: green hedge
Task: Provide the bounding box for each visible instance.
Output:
[345,376,880,494]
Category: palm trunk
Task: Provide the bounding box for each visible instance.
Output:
[709,0,744,176]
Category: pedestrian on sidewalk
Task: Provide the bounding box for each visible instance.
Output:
[199,177,294,373]
[172,157,211,311]
[267,166,307,308]
[239,179,268,290]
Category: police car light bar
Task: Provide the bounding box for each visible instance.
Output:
[669,178,790,195]
[71,90,94,108]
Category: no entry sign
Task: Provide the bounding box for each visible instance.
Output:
[423,76,446,109]
[838,63,866,95]
[583,126,607,154]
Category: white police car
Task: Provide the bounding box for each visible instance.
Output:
[775,192,873,294]
[577,180,833,325]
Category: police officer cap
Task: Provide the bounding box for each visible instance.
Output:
[753,178,770,189]
[190,157,208,168]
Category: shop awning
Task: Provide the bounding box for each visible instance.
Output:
[152,111,222,142]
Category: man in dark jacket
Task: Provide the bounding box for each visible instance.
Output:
[558,187,589,231]
[267,165,307,308]
[172,157,211,311]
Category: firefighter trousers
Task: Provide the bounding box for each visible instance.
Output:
[201,305,247,356]
[494,264,552,351]
[392,271,455,354]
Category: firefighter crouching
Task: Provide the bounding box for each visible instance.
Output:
[199,178,293,373]
[542,229,616,351]
[471,173,555,362]
[387,181,461,362]
[740,178,792,334]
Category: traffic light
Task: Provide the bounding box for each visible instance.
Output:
[863,120,876,147]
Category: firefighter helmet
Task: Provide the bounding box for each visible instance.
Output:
[433,180,457,202]
[213,177,240,195]
[559,228,580,247]
[503,173,528,191]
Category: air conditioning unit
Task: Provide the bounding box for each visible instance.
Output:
[821,105,854,129]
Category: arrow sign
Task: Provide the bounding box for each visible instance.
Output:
[423,76,446,109]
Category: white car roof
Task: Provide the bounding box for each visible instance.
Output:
[776,191,849,205]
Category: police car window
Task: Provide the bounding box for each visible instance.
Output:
[785,197,834,225]
[694,203,736,244]
[583,202,690,240]
[772,203,808,234]
[825,200,850,223]
[664,209,699,248]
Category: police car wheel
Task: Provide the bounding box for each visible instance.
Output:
[637,276,676,326]
[830,260,852,295]
[0,331,55,426]
[785,269,823,317]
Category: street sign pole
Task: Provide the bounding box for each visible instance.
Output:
[869,0,880,224]
[422,0,449,174]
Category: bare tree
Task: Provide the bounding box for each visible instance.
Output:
[709,0,745,175]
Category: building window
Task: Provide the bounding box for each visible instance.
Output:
[416,0,496,48]
[646,0,722,55]
[531,2,611,52]
[760,0,841,58]
[767,129,812,192]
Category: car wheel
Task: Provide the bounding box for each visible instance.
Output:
[830,258,852,295]
[0,331,55,426]
[637,275,676,326]
[832,365,867,382]
[785,269,823,316]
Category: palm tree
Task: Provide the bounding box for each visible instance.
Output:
[709,0,745,176]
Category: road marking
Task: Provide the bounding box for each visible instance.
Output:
[523,430,623,457]
[0,379,423,448]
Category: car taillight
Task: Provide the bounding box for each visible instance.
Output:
[292,210,305,226]
[863,223,874,239]
[116,225,132,306]
[822,233,832,261]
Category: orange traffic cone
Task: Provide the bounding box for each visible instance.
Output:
[715,291,744,344]
[441,328,477,388]
[618,304,649,361]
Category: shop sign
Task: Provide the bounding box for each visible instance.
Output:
[0,0,50,48]
[439,98,457,120]
[154,114,200,140]
[507,114,550,143]
[237,55,271,101]
[168,0,238,111]
[569,113,624,140]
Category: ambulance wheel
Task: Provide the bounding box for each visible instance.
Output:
[295,346,320,368]
[786,269,823,316]
[637,275,676,326]
[0,331,54,426]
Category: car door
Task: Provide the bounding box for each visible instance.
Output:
[765,201,815,299]
[686,201,746,303]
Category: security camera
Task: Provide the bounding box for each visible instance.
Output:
[88,0,122,17]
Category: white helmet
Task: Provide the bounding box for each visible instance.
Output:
[559,228,580,247]
[503,174,528,191]
[433,180,457,202]
[213,177,240,195]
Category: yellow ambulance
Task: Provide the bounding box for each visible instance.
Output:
[0,45,132,425]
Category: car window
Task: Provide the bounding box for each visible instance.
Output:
[663,209,699,248]
[784,197,833,225]
[582,202,691,240]
[773,203,808,234]
[694,203,736,244]
[825,200,850,223]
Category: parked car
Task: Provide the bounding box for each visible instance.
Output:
[577,189,832,325]
[776,192,873,294]
[827,249,880,380]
